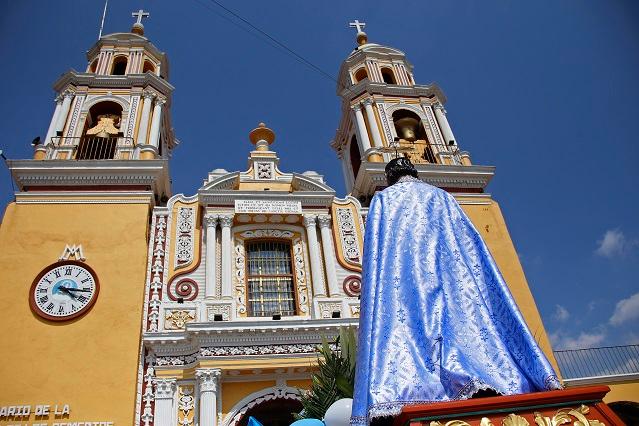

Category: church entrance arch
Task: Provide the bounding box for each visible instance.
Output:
[224,387,302,426]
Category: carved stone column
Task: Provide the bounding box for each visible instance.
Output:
[54,90,74,136]
[363,99,383,149]
[196,368,221,426]
[153,378,177,426]
[137,91,155,146]
[304,215,326,297]
[219,215,234,299]
[351,103,372,154]
[204,214,218,299]
[433,103,456,146]
[148,98,165,149]
[45,94,63,145]
[318,214,340,296]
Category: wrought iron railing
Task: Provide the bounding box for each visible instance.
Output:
[554,344,639,380]
[48,136,135,160]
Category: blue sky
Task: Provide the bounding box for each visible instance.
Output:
[1,1,637,350]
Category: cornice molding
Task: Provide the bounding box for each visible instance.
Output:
[339,80,447,104]
[8,159,170,197]
[352,162,496,199]
[53,71,174,99]
[144,318,359,364]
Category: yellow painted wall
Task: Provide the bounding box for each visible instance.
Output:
[0,201,151,425]
[222,381,277,418]
[604,382,639,403]
[459,199,560,375]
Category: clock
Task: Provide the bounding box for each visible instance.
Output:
[29,260,99,321]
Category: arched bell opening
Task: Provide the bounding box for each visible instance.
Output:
[354,67,368,83]
[111,55,128,75]
[392,109,437,164]
[77,101,123,160]
[89,58,98,73]
[349,135,362,181]
[608,401,639,425]
[381,67,396,84]
[237,397,303,426]
[142,60,156,74]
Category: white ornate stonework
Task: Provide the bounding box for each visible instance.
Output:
[65,94,85,138]
[207,302,232,321]
[154,378,177,399]
[318,301,343,319]
[140,352,156,426]
[175,207,195,269]
[148,215,167,332]
[254,161,274,179]
[292,237,310,314]
[335,207,362,265]
[240,229,293,239]
[125,95,140,139]
[195,368,221,392]
[234,238,246,316]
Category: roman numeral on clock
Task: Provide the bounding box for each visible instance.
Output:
[77,295,88,303]
[65,268,72,276]
[46,302,55,311]
[39,296,48,303]
[58,306,65,314]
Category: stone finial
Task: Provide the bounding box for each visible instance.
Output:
[249,122,275,151]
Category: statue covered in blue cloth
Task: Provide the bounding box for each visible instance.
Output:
[350,158,561,425]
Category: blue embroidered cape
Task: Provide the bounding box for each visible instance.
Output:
[351,179,561,424]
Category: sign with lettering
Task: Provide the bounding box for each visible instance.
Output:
[235,199,302,214]
[0,403,114,425]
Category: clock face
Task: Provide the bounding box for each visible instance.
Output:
[29,260,99,321]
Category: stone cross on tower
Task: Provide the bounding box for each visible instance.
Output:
[349,19,366,34]
[132,9,150,25]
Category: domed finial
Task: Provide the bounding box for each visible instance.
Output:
[249,122,275,151]
[349,20,368,46]
[131,9,149,35]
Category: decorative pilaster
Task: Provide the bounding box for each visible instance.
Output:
[196,368,221,426]
[137,91,155,146]
[153,378,177,426]
[54,90,74,136]
[204,214,218,299]
[318,214,340,296]
[219,215,234,299]
[304,215,326,298]
[351,103,372,154]
[363,99,383,149]
[148,98,165,149]
[433,103,457,146]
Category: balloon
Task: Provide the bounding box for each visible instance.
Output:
[290,419,324,426]
[323,398,353,426]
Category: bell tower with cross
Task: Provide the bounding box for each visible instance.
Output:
[0,11,180,425]
[330,23,560,374]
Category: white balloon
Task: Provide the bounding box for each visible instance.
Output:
[323,398,353,426]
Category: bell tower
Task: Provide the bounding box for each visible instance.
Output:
[331,23,560,373]
[29,10,176,200]
[0,12,178,425]
[332,22,491,205]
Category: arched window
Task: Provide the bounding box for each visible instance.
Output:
[354,67,368,83]
[392,109,437,163]
[246,240,296,317]
[350,135,362,180]
[77,101,123,160]
[89,59,98,73]
[381,67,396,84]
[142,60,156,74]
[111,56,128,75]
[238,397,303,426]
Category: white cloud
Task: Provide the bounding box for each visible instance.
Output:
[610,292,639,326]
[595,229,627,258]
[552,304,570,321]
[550,330,606,350]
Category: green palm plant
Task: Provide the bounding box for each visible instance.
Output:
[294,327,357,420]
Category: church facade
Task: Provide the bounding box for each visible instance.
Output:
[0,17,562,426]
